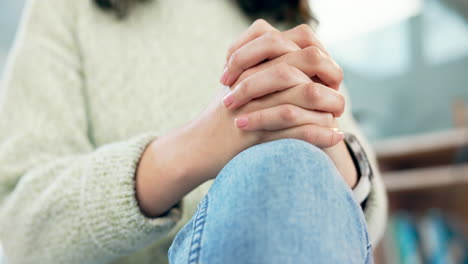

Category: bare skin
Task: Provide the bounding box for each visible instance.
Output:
[136,20,357,217]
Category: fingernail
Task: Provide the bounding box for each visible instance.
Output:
[220,68,229,85]
[223,92,234,107]
[337,131,345,141]
[331,128,344,141]
[235,117,248,128]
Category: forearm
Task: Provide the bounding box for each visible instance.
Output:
[136,124,207,217]
[135,104,250,217]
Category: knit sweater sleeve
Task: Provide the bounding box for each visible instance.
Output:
[339,85,388,247]
[0,0,182,263]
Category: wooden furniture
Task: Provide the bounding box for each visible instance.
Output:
[372,128,468,264]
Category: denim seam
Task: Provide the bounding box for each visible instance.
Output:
[362,215,372,263]
[187,196,209,264]
[346,193,371,262]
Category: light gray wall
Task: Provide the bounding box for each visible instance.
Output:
[330,0,468,141]
[0,0,26,71]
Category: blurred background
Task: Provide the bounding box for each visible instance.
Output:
[1,0,467,263]
[313,0,468,263]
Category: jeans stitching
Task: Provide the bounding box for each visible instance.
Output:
[365,244,373,264]
[364,223,372,264]
[187,196,209,264]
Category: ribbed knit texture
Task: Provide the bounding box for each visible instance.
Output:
[0,0,386,263]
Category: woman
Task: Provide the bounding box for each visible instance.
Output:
[0,0,387,263]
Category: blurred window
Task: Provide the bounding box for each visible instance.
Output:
[316,0,468,141]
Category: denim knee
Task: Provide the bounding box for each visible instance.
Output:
[213,138,346,194]
[187,139,370,264]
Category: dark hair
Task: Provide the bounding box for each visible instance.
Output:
[94,0,316,25]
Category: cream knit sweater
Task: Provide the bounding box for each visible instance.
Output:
[0,0,387,263]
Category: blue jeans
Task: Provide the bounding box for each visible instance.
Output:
[169,139,373,264]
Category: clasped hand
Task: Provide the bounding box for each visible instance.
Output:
[219,19,345,149]
[136,19,357,217]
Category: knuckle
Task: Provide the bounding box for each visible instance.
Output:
[296,24,315,44]
[229,51,241,68]
[275,63,295,82]
[252,19,276,33]
[279,105,297,123]
[296,24,312,33]
[337,93,346,114]
[227,45,236,57]
[302,83,321,103]
[264,31,285,48]
[331,63,344,88]
[237,79,251,96]
[253,18,269,27]
[265,30,282,42]
[324,113,334,127]
[297,24,314,36]
[337,65,344,82]
[303,46,323,63]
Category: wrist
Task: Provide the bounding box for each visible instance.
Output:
[135,100,256,217]
[323,141,358,188]
[135,125,207,217]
